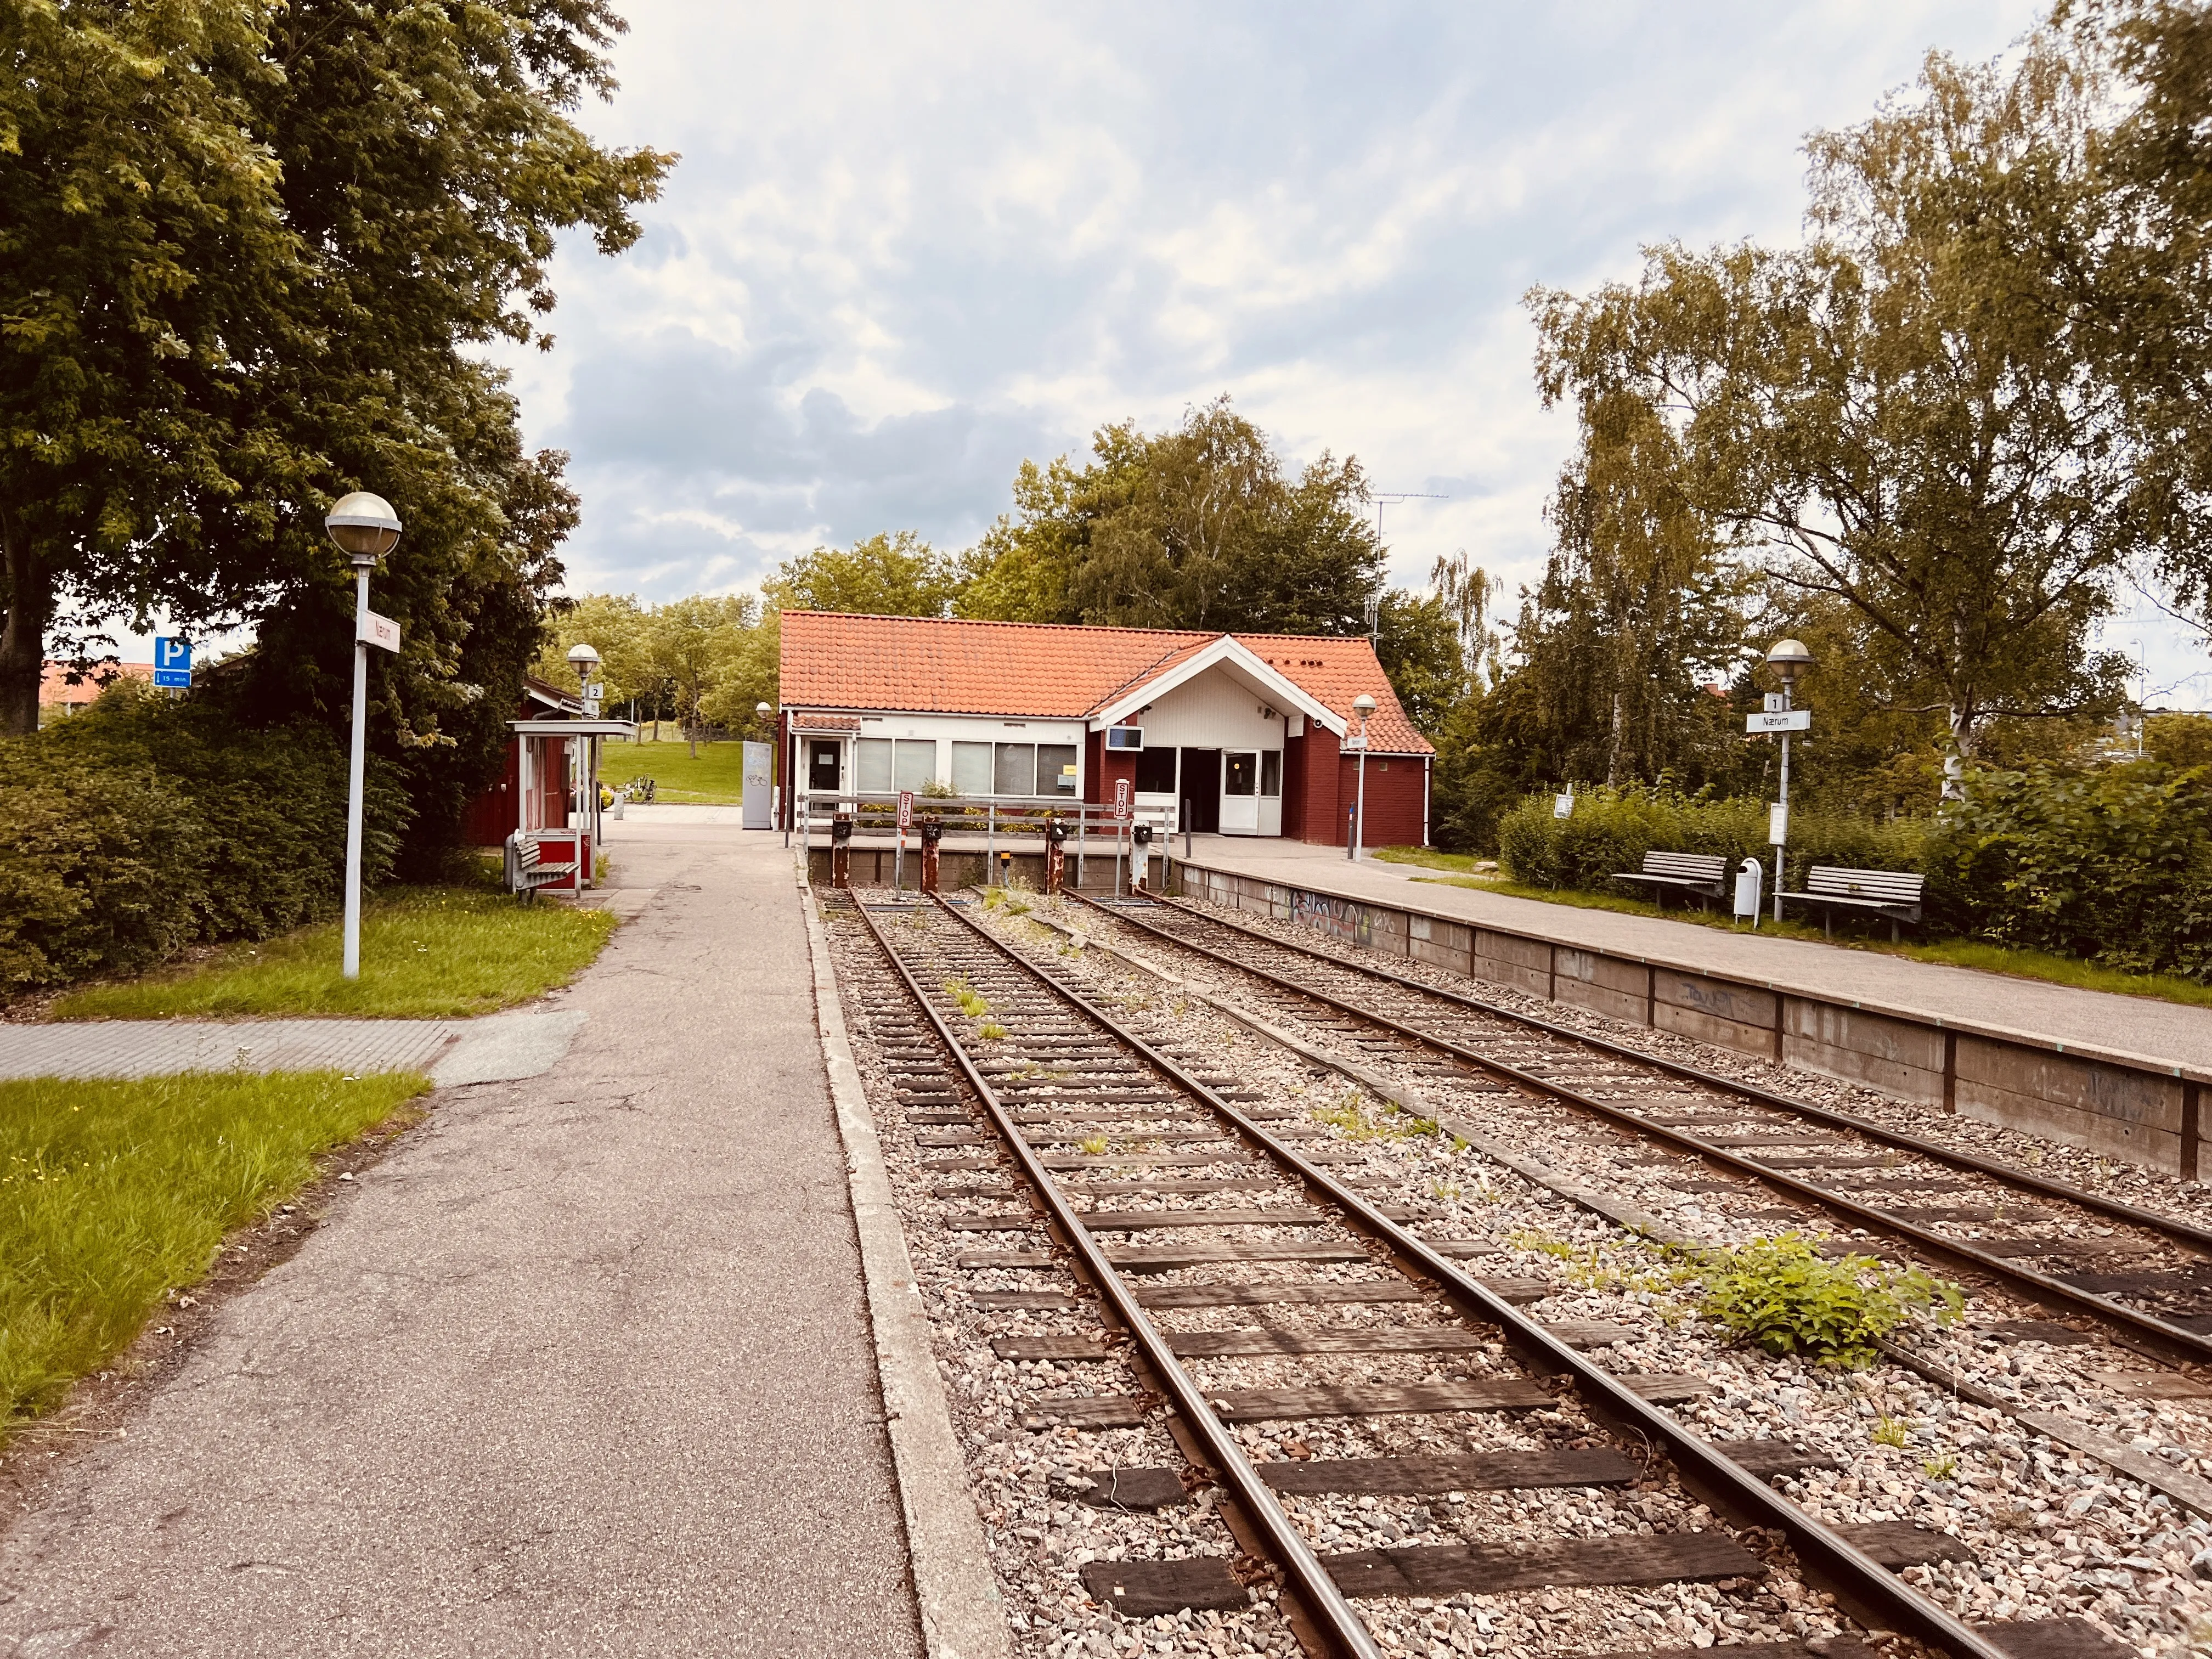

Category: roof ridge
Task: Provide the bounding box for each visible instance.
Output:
[782,610,1215,645]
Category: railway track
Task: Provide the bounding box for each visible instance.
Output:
[1067,893,2212,1377]
[830,890,2109,1659]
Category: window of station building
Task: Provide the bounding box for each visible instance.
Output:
[994,742,1035,795]
[1037,743,1077,793]
[951,741,993,797]
[1134,746,1176,794]
[1260,749,1282,797]
[1225,752,1257,795]
[856,737,893,793]
[894,739,936,793]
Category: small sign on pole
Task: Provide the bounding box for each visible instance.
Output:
[897,790,913,830]
[1113,778,1131,822]
[1746,709,1812,734]
[1553,791,1573,820]
[1769,802,1790,845]
[357,610,402,653]
[152,637,192,689]
[1763,691,1787,713]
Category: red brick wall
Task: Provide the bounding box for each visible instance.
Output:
[1338,753,1428,849]
[1297,730,1347,845]
[1086,730,1138,808]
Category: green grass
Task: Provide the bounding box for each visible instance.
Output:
[1371,845,1489,874]
[1400,871,2212,1009]
[50,886,617,1021]
[605,735,749,804]
[0,1070,428,1435]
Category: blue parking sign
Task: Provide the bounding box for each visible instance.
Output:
[153,636,192,689]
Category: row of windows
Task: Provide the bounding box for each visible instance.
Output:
[1133,747,1283,798]
[855,738,1078,797]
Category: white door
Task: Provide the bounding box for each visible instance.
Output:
[1221,750,1260,833]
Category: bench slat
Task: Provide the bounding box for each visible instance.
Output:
[1805,866,1922,900]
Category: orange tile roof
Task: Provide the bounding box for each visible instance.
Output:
[779,612,1433,755]
[40,659,152,704]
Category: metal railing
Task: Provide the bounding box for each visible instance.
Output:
[797,789,1172,890]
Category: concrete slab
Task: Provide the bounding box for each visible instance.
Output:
[1173,838,2212,1075]
[0,821,923,1658]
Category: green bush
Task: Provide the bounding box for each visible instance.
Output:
[1924,762,2212,979]
[0,685,409,992]
[1690,1233,1962,1369]
[1496,784,1928,894]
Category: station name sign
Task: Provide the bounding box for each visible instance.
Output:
[1746,709,1811,733]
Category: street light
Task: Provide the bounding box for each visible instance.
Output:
[567,640,601,695]
[324,491,403,980]
[1764,637,1815,923]
[1348,693,1378,862]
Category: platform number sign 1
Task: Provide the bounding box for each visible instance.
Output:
[898,789,913,830]
[1114,777,1131,822]
[152,636,192,689]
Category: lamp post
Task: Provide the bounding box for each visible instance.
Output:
[324,492,403,980]
[1765,637,1815,923]
[1348,692,1377,861]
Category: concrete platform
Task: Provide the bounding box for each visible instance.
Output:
[1172,837,2212,1180]
[0,821,924,1658]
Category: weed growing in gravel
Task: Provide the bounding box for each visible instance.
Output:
[1311,1093,1441,1142]
[1922,1455,1959,1481]
[1873,1415,1914,1447]
[1080,1136,1108,1156]
[982,883,1034,917]
[977,1021,1008,1041]
[941,976,991,1019]
[1690,1234,1963,1369]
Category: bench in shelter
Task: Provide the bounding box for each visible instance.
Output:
[1611,850,1729,909]
[505,830,578,902]
[1779,865,1925,940]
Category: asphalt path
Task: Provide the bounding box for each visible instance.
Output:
[0,823,922,1658]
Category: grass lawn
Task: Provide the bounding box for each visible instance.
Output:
[606,735,749,804]
[0,1070,428,1436]
[1374,855,2212,1011]
[50,885,617,1022]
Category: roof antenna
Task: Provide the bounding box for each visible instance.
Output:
[1364,595,1380,640]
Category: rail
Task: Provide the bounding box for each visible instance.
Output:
[847,891,2012,1659]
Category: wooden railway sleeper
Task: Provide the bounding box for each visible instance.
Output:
[929,894,2013,1659]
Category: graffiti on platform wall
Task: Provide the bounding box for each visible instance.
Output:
[1286,888,1375,949]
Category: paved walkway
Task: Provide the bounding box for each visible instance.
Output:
[1177,837,2212,1074]
[0,1008,588,1085]
[0,822,922,1658]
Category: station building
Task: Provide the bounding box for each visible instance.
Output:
[776,612,1434,846]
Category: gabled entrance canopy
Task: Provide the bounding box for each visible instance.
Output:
[1087,635,1346,736]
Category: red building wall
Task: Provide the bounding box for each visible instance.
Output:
[1085,730,1138,809]
[462,740,523,847]
[1335,753,1428,848]
[1297,730,1347,845]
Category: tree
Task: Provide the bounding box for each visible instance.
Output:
[961,396,1385,635]
[534,592,650,704]
[1430,551,1505,693]
[768,531,956,617]
[641,595,753,757]
[0,0,675,832]
[1530,34,2145,792]
[2076,0,2212,642]
[1373,592,1466,735]
[699,609,780,738]
[0,1,310,733]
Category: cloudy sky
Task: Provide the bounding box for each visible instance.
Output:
[483,1,2208,706]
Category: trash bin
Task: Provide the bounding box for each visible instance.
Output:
[1733,857,1764,926]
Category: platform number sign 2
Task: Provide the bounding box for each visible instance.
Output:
[152,637,192,689]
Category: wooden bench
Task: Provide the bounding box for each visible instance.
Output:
[1779,865,1925,940]
[506,831,578,902]
[1611,850,1729,909]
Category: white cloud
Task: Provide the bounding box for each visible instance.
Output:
[503,0,2091,651]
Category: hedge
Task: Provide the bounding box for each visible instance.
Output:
[1923,762,2212,979]
[1497,786,1928,895]
[1496,768,2212,983]
[0,685,409,992]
